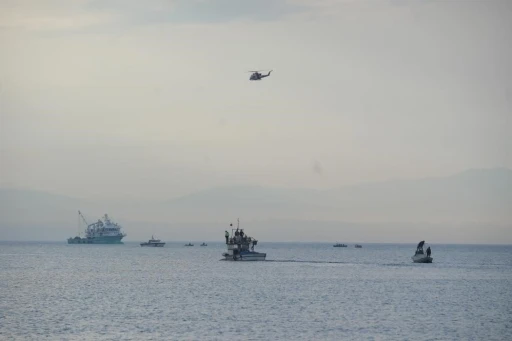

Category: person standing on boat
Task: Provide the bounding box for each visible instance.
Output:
[427,246,431,257]
[225,230,229,244]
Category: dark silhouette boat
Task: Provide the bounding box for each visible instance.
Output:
[412,240,433,263]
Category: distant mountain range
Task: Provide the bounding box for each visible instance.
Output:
[1,168,511,243]
[149,167,512,223]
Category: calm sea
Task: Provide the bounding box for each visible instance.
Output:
[1,242,511,340]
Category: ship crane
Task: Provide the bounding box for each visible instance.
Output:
[77,210,89,237]
[78,210,89,226]
[78,210,96,236]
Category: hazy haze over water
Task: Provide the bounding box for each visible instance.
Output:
[1,1,511,243]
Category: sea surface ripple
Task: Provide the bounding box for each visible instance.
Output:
[1,242,511,340]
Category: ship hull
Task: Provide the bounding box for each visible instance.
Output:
[140,243,165,247]
[412,255,433,263]
[67,235,124,244]
[222,251,266,261]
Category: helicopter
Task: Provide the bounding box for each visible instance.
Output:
[249,70,272,81]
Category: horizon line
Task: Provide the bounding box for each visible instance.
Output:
[1,240,511,246]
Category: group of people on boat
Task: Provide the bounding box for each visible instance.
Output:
[225,227,257,251]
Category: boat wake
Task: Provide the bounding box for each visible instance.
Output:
[220,259,348,264]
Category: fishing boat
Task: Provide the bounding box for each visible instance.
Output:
[354,244,362,248]
[222,219,266,261]
[140,235,165,247]
[333,243,347,247]
[185,243,194,246]
[200,243,207,246]
[412,240,433,263]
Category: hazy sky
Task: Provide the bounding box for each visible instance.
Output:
[1,0,511,201]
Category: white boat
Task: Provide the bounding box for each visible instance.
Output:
[412,240,433,263]
[222,219,266,261]
[68,211,126,244]
[140,235,165,247]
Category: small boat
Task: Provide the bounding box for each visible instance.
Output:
[411,240,432,263]
[185,243,194,246]
[140,235,165,247]
[222,219,266,261]
[333,243,347,247]
[354,244,362,248]
[200,243,207,246]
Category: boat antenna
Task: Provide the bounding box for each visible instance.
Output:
[237,218,239,229]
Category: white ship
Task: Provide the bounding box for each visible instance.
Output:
[140,235,165,247]
[68,211,126,244]
[222,219,266,261]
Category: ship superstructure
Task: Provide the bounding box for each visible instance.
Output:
[68,211,126,244]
